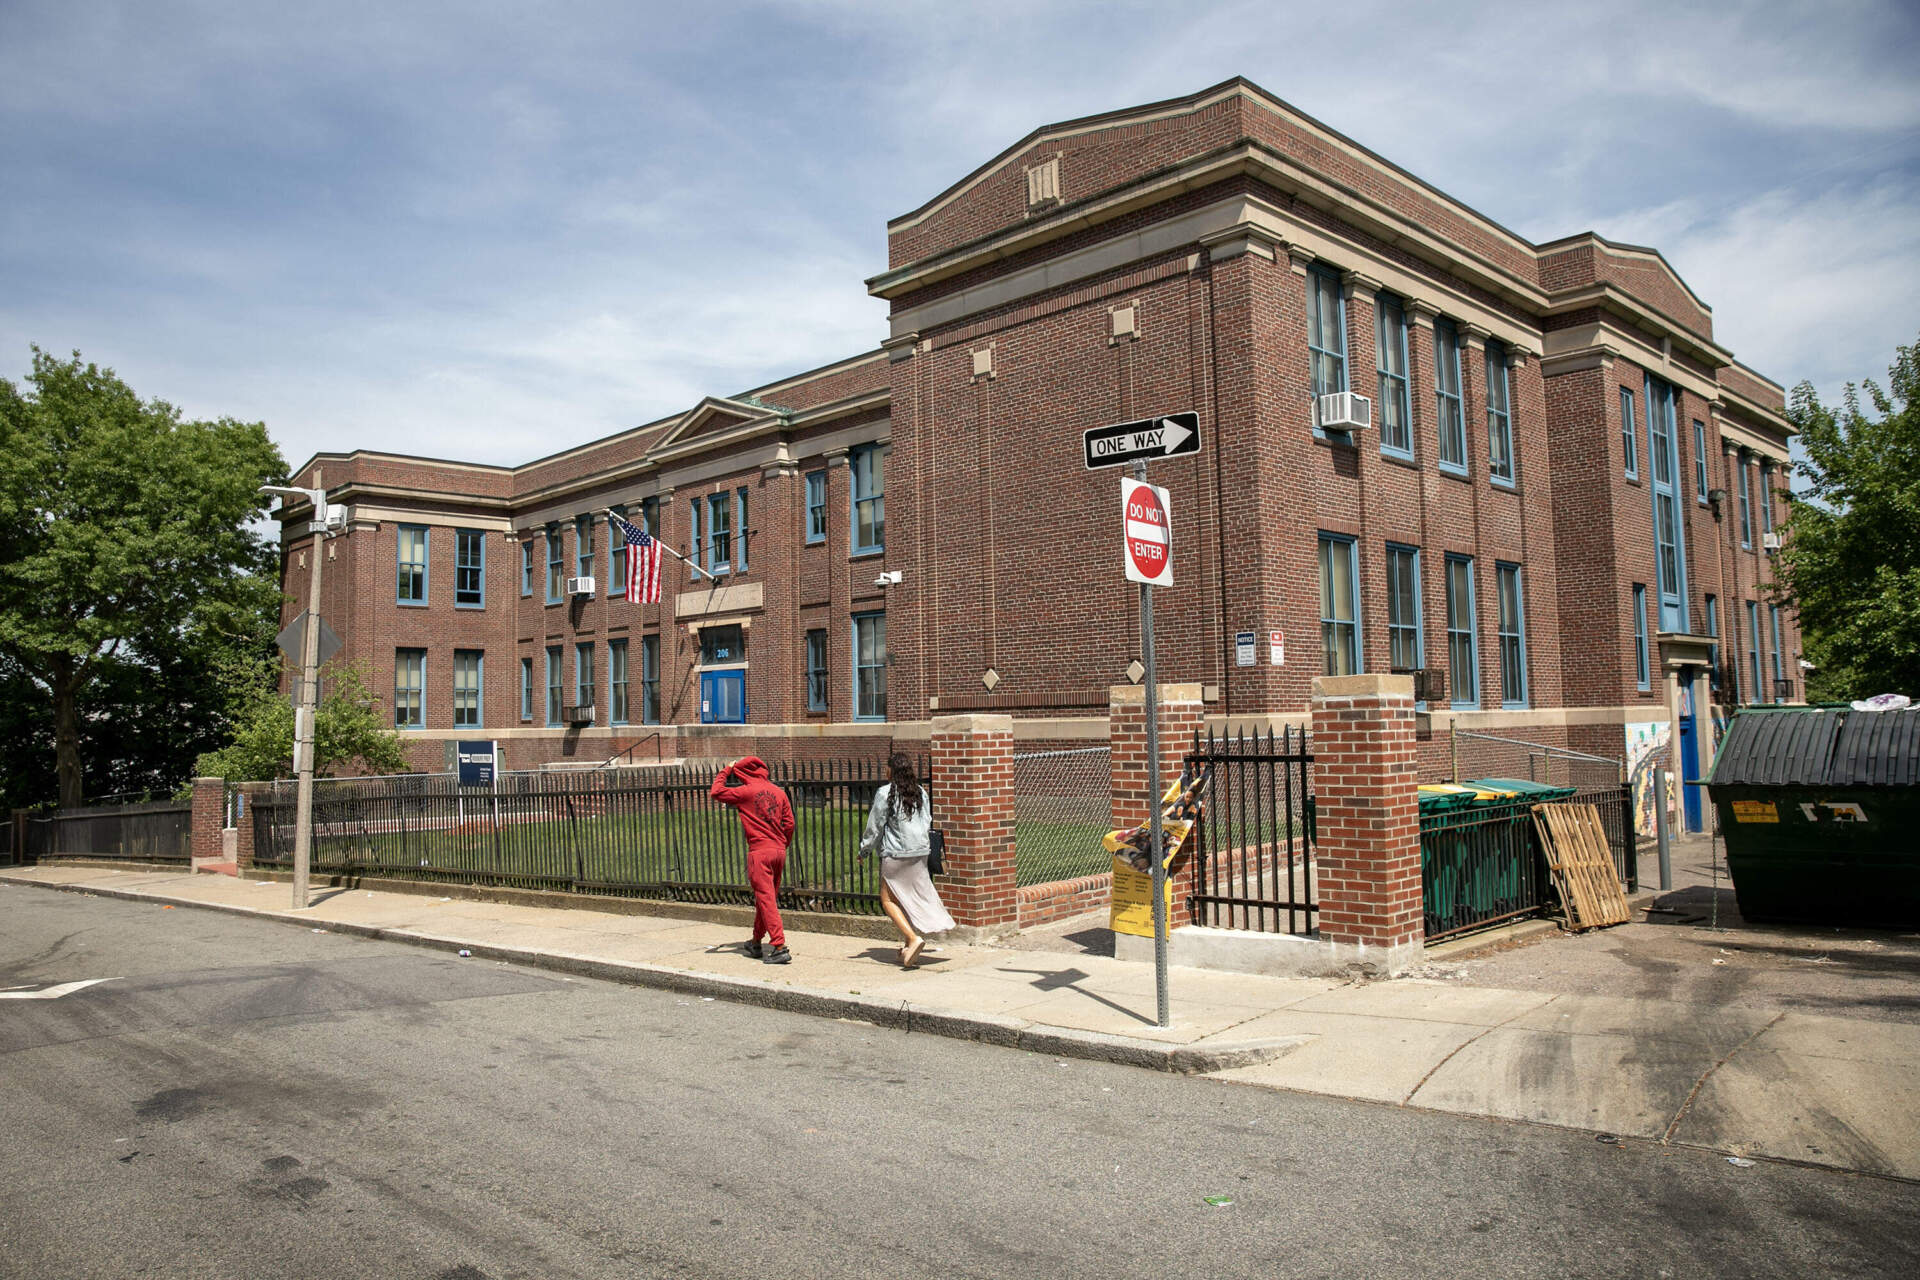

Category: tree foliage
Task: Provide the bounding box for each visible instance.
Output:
[1778,336,1920,702]
[0,348,286,807]
[192,661,409,784]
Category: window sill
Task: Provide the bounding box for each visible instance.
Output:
[1438,466,1471,483]
[1380,450,1420,470]
[455,602,485,610]
[850,548,886,560]
[397,600,428,608]
[1490,477,1518,492]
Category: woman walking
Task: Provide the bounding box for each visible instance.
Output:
[860,752,954,968]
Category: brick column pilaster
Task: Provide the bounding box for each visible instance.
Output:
[1109,683,1205,929]
[190,777,224,872]
[1311,674,1423,973]
[931,714,1016,936]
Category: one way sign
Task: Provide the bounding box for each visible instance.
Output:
[1083,412,1201,470]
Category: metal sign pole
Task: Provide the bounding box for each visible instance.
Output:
[1136,460,1170,1029]
[290,471,326,911]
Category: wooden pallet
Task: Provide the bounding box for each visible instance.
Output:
[1531,803,1631,931]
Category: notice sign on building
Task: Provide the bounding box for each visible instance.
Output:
[1235,632,1256,667]
[1121,477,1172,587]
[1270,629,1285,666]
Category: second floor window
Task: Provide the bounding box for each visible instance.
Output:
[1737,456,1753,548]
[396,525,427,604]
[575,515,594,580]
[1435,318,1465,473]
[707,492,732,571]
[805,471,827,543]
[546,528,564,602]
[1633,585,1650,691]
[1693,422,1709,503]
[1376,295,1411,458]
[1306,266,1347,433]
[1486,343,1515,484]
[455,529,484,608]
[852,445,884,554]
[1621,387,1640,480]
[521,539,533,596]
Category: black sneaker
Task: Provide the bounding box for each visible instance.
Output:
[743,939,763,959]
[763,946,792,965]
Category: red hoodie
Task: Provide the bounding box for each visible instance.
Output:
[709,756,795,859]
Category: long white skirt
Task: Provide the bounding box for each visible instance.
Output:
[881,855,956,934]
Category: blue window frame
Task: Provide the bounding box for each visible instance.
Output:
[1770,605,1784,699]
[1446,555,1478,709]
[1737,455,1753,548]
[520,539,532,597]
[608,508,627,597]
[853,611,887,720]
[1434,318,1466,474]
[1306,266,1348,436]
[545,646,562,725]
[736,487,750,571]
[609,638,629,724]
[575,515,593,582]
[545,527,563,603]
[452,649,482,728]
[395,648,424,728]
[688,496,703,575]
[805,470,827,544]
[1646,375,1688,633]
[1317,533,1360,676]
[1621,387,1639,480]
[1386,544,1422,675]
[455,529,485,608]
[1633,585,1650,691]
[1486,342,1515,485]
[700,670,746,724]
[1704,594,1720,674]
[805,629,828,712]
[1746,600,1763,704]
[640,633,659,724]
[1760,464,1775,536]
[575,642,595,720]
[707,492,732,573]
[851,445,884,555]
[396,525,428,605]
[1693,421,1709,504]
[520,657,533,721]
[1496,563,1527,709]
[1376,295,1412,459]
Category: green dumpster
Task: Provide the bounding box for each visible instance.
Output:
[1467,777,1578,804]
[1707,704,1920,928]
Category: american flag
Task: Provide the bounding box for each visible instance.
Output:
[612,513,661,604]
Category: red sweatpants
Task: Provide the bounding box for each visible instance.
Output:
[748,849,787,948]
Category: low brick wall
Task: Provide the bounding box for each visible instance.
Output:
[1018,872,1111,929]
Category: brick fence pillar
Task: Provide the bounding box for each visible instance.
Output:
[189,777,224,872]
[1109,683,1206,929]
[931,714,1016,937]
[1311,674,1423,974]
[233,783,261,873]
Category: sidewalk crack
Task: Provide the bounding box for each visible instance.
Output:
[1402,993,1560,1106]
[1661,1009,1786,1145]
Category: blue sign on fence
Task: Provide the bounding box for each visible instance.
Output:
[457,740,497,788]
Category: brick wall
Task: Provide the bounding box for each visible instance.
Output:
[1310,674,1422,952]
[929,715,1016,931]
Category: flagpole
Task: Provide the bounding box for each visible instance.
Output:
[607,506,719,581]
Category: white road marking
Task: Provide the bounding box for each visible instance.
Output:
[0,978,120,1000]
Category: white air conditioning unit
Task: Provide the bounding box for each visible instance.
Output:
[1761,532,1782,552]
[1318,391,1373,434]
[565,575,596,596]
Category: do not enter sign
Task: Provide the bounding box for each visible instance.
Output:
[1121,477,1172,587]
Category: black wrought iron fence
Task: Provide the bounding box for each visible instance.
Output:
[20,799,191,864]
[1012,746,1112,887]
[249,759,912,915]
[1186,727,1316,934]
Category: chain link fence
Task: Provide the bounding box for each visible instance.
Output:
[1013,746,1112,887]
[1434,730,1625,790]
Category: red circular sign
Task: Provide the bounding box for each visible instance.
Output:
[1125,483,1169,580]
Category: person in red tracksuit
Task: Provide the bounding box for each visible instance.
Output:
[710,756,796,964]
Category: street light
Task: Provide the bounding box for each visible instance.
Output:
[260,481,333,910]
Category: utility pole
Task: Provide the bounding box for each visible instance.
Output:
[262,474,332,910]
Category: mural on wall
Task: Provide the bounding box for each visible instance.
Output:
[1625,719,1675,838]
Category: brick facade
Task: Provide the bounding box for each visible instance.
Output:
[275,77,1798,826]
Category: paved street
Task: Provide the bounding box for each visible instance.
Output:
[4,890,1918,1279]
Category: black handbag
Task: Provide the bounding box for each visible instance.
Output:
[927,829,946,876]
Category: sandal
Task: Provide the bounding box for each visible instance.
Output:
[902,936,926,968]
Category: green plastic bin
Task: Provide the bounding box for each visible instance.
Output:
[1466,778,1579,805]
[1707,705,1920,928]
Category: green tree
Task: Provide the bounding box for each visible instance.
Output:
[1778,336,1920,702]
[0,348,287,807]
[193,661,408,783]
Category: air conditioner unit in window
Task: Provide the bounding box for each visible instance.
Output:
[565,575,596,596]
[1317,391,1372,435]
[563,703,595,725]
[1761,532,1782,552]
[1393,666,1445,703]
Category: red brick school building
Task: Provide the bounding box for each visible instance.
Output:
[275,78,1797,835]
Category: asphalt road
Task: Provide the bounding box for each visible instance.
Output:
[4,885,1917,1280]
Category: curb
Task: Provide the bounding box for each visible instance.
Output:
[1,874,1309,1075]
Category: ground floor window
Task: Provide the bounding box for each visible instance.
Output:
[1318,533,1359,677]
[853,612,886,721]
[546,646,562,726]
[641,634,659,724]
[609,638,629,724]
[452,650,482,728]
[1496,564,1526,709]
[1446,556,1477,709]
[806,629,828,712]
[395,648,425,728]
[575,642,595,720]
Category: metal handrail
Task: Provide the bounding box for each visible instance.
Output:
[600,731,666,768]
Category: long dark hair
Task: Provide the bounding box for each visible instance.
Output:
[887,751,923,819]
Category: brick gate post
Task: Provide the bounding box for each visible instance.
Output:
[233,783,262,873]
[1310,674,1423,974]
[930,714,1017,938]
[189,777,228,874]
[1109,683,1206,929]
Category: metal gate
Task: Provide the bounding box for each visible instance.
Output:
[1186,728,1316,934]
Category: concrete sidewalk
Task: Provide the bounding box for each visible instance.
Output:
[5,864,1915,1181]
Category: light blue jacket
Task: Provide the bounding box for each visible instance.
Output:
[860,782,933,860]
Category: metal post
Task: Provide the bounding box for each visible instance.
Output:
[1137,460,1170,1029]
[290,492,325,910]
[1653,765,1672,891]
[1449,719,1459,783]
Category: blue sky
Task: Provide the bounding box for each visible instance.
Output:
[3,0,1916,473]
